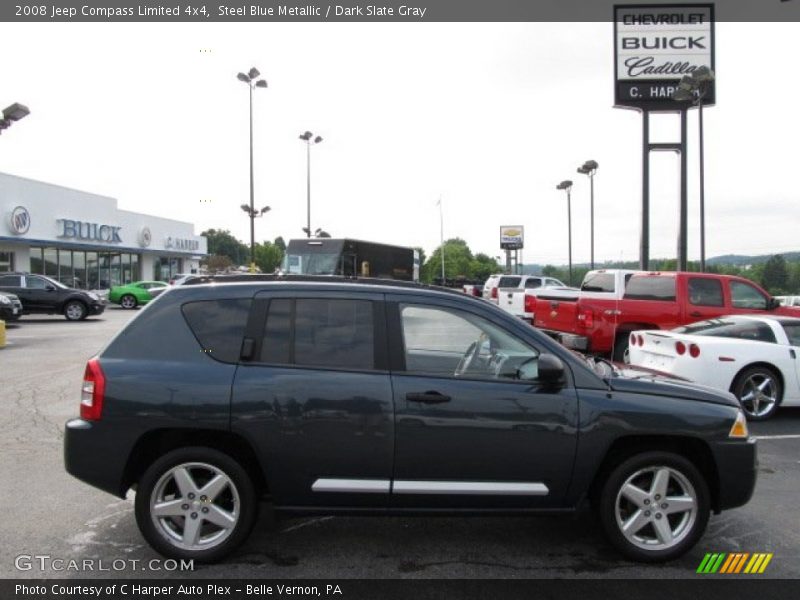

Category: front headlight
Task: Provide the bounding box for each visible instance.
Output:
[729,410,749,439]
[87,292,100,301]
[0,295,10,305]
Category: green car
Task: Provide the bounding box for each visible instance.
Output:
[108,281,169,309]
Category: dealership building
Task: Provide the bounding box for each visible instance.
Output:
[0,172,207,289]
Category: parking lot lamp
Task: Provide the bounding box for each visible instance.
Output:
[556,180,574,286]
[0,103,30,136]
[673,66,714,272]
[237,67,268,268]
[299,131,323,238]
[577,160,598,269]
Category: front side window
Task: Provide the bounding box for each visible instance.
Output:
[730,281,768,310]
[688,277,724,307]
[25,276,50,290]
[260,298,375,370]
[675,317,777,343]
[399,304,539,381]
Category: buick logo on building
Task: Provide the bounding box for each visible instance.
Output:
[138,227,152,247]
[9,206,31,235]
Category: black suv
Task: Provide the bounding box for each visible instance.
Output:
[64,277,756,563]
[0,273,106,321]
[0,290,23,321]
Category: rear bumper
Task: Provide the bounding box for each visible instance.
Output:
[710,438,758,511]
[64,418,130,498]
[541,330,589,351]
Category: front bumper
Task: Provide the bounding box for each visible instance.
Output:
[710,438,758,511]
[0,303,21,320]
[88,302,106,316]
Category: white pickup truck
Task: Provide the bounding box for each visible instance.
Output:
[495,275,568,322]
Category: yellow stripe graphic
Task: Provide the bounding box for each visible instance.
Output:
[747,554,765,574]
[758,554,773,574]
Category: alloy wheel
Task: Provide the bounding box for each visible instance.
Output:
[149,462,240,551]
[614,465,698,552]
[738,373,778,419]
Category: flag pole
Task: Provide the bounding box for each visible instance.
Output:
[439,195,445,283]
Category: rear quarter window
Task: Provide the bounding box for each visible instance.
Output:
[624,276,676,301]
[498,276,522,288]
[181,299,252,363]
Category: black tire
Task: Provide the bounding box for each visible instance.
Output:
[120,294,138,309]
[134,446,257,563]
[612,333,630,363]
[732,366,782,421]
[63,300,87,321]
[599,451,710,562]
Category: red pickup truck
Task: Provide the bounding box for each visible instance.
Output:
[534,271,800,361]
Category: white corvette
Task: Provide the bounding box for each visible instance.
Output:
[628,315,800,420]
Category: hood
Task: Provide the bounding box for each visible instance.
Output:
[609,367,739,408]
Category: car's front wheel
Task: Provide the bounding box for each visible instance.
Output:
[134,447,257,562]
[599,451,710,562]
[63,300,87,321]
[120,294,138,309]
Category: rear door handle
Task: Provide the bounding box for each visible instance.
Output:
[406,391,451,404]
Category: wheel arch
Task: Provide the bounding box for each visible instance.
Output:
[728,362,784,398]
[122,428,269,498]
[586,435,721,512]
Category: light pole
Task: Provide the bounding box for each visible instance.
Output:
[577,160,599,269]
[299,131,323,238]
[237,67,268,268]
[673,65,715,272]
[556,180,574,286]
[0,103,30,136]
[239,204,271,270]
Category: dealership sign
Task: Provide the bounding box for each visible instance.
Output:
[500,226,524,250]
[614,3,714,110]
[58,219,122,243]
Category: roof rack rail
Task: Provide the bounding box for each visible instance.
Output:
[181,273,468,296]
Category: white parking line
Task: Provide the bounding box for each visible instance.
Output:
[752,434,800,440]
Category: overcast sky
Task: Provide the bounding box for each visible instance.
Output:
[0,21,797,265]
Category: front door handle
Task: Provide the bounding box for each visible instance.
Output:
[406,391,451,404]
[690,311,702,317]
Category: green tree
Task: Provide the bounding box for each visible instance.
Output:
[423,238,474,283]
[274,236,287,253]
[761,254,788,293]
[201,229,248,265]
[202,254,234,273]
[471,253,501,281]
[253,242,284,273]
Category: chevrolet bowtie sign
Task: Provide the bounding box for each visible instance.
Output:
[614,3,715,110]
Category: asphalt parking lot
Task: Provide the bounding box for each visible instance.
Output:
[1,307,799,579]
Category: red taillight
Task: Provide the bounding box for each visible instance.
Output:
[637,334,644,347]
[689,343,700,358]
[675,341,686,355]
[491,287,498,299]
[630,333,637,346]
[525,295,537,314]
[80,358,106,421]
[577,309,594,329]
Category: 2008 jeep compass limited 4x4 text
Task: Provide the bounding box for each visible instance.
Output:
[64,276,756,563]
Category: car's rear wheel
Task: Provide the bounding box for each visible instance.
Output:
[134,447,257,562]
[599,451,709,562]
[612,333,630,364]
[63,300,87,321]
[120,294,138,309]
[732,366,782,421]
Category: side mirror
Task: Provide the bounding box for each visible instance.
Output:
[45,284,56,291]
[768,297,780,310]
[517,353,565,384]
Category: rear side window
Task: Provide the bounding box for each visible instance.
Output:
[624,276,676,301]
[581,272,615,293]
[688,278,724,307]
[498,276,521,288]
[524,278,542,289]
[182,299,252,363]
[0,275,21,286]
[260,298,375,370]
